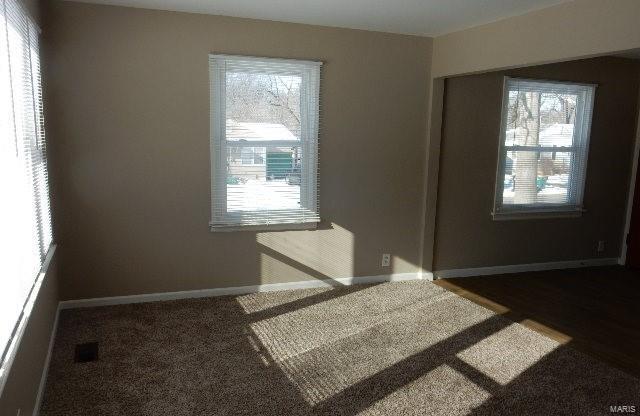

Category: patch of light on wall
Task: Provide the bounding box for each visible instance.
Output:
[256,223,354,281]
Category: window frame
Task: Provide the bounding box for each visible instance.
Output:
[209,54,321,231]
[492,77,597,220]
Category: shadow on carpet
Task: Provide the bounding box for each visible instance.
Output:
[40,281,640,415]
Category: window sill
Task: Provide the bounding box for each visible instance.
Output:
[210,222,319,232]
[492,208,585,221]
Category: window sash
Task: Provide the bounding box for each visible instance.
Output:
[227,140,300,147]
[493,77,596,218]
[504,145,576,152]
[209,55,321,230]
[500,147,580,210]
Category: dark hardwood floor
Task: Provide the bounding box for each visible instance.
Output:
[435,266,640,378]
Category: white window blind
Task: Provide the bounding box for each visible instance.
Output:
[493,77,596,219]
[0,0,52,372]
[209,55,321,230]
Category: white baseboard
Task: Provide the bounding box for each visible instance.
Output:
[32,305,60,416]
[421,271,434,281]
[433,257,619,279]
[59,272,424,310]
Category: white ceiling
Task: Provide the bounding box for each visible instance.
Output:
[71,0,572,37]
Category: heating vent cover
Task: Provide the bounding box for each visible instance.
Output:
[74,342,99,363]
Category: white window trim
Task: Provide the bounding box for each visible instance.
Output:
[209,54,321,232]
[492,77,597,220]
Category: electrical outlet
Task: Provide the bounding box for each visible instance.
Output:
[381,253,391,267]
[597,240,605,253]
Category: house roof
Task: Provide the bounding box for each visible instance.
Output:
[226,119,298,142]
[505,123,574,147]
[538,123,574,147]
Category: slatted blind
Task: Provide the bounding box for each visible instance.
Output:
[209,55,321,230]
[0,0,52,369]
[494,78,596,217]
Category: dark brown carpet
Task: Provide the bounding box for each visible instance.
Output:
[40,281,640,415]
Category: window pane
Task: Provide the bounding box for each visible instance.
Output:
[539,93,577,147]
[505,91,578,148]
[227,145,301,212]
[239,147,265,165]
[226,72,302,142]
[224,71,303,212]
[502,151,572,206]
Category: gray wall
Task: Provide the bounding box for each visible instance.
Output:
[434,57,640,270]
[43,1,433,300]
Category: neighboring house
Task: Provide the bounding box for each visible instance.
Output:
[226,119,299,181]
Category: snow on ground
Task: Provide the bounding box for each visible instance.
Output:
[503,187,568,205]
[228,179,301,211]
[503,174,569,204]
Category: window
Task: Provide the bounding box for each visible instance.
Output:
[0,0,52,380]
[493,77,596,219]
[209,55,321,230]
[240,147,266,166]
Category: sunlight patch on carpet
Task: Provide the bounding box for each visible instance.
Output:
[249,285,458,363]
[249,284,490,405]
[456,323,559,385]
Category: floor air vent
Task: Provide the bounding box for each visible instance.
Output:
[74,342,99,363]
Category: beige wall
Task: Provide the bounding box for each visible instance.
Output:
[0,253,59,416]
[43,1,432,300]
[432,0,640,78]
[433,57,640,270]
[421,0,640,272]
